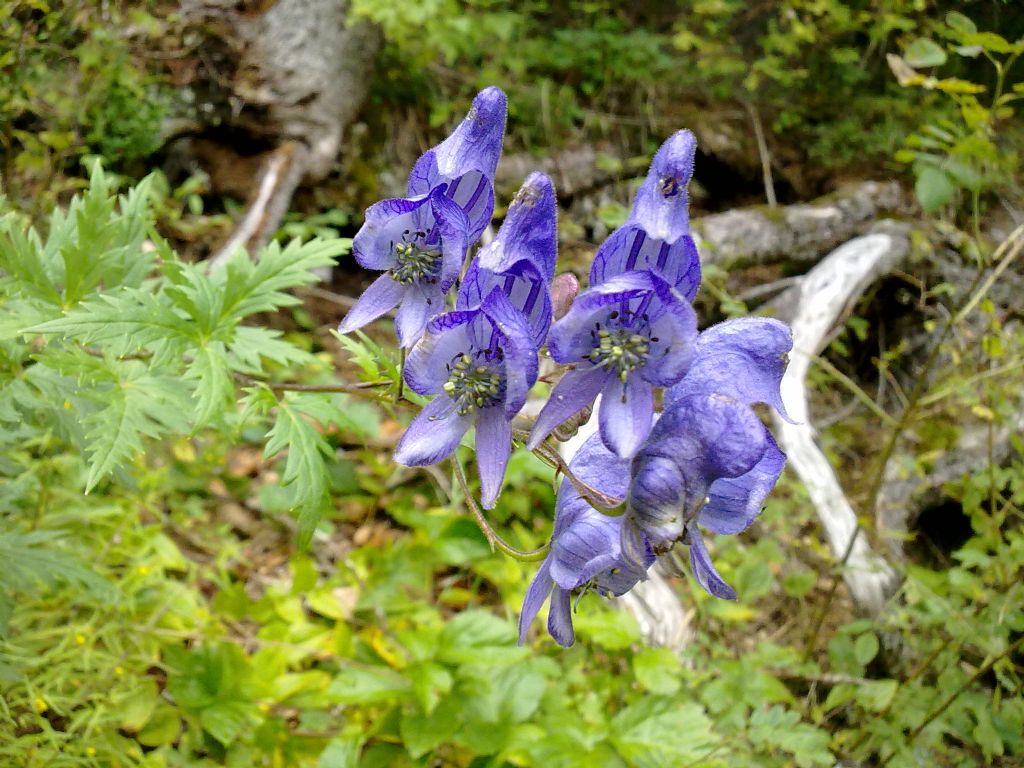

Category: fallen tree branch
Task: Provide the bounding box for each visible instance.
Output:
[694,181,904,268]
[772,227,910,615]
[209,142,308,268]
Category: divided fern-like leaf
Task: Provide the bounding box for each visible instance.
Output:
[217,237,349,323]
[23,288,195,360]
[263,392,342,547]
[185,341,235,427]
[80,365,191,491]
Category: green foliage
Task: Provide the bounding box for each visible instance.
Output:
[0,3,171,211]
[890,12,1023,218]
[2,164,355,534]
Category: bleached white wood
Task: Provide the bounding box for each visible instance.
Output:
[774,231,907,614]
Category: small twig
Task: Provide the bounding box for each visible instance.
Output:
[297,285,360,310]
[810,356,899,428]
[451,457,549,562]
[513,429,624,512]
[745,100,777,208]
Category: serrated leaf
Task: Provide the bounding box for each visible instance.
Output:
[0,216,61,305]
[400,697,460,757]
[81,367,191,491]
[186,341,235,426]
[217,237,349,323]
[263,393,337,546]
[228,326,319,373]
[610,697,717,766]
[748,706,834,768]
[24,288,195,359]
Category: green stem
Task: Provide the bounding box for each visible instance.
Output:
[451,457,549,562]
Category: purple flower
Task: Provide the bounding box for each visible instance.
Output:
[622,317,793,598]
[518,433,654,647]
[457,172,557,347]
[394,287,537,509]
[590,130,701,300]
[338,88,508,347]
[528,270,697,459]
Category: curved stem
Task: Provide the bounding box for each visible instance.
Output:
[513,428,624,513]
[451,457,549,562]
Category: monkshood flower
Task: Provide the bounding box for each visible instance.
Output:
[527,270,698,458]
[518,432,654,647]
[622,317,792,598]
[338,87,507,347]
[393,288,538,509]
[589,130,702,300]
[457,172,557,347]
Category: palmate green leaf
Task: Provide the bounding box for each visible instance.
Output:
[609,697,718,767]
[263,392,338,547]
[41,163,156,306]
[23,287,195,361]
[217,236,351,323]
[81,365,191,491]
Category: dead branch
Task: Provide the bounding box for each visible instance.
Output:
[695,181,904,268]
[772,227,910,614]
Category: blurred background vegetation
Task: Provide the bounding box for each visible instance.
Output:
[2,1,1024,766]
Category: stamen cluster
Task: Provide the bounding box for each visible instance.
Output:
[390,240,442,285]
[589,326,652,383]
[441,354,502,415]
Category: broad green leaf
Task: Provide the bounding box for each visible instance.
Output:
[856,679,899,711]
[327,666,411,705]
[632,648,681,695]
[574,606,641,650]
[945,11,976,35]
[914,165,956,212]
[318,733,364,768]
[904,38,947,68]
[399,697,460,757]
[610,697,717,766]
[200,700,260,747]
[748,706,834,768]
[406,661,453,715]
[136,703,182,748]
[854,632,880,666]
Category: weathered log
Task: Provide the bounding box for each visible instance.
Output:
[771,228,910,614]
[495,145,645,201]
[694,181,904,268]
[182,0,379,259]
